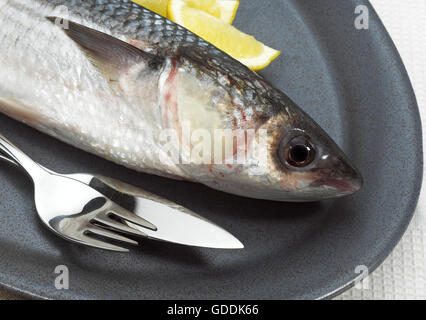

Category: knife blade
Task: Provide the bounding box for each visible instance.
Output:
[66,173,244,249]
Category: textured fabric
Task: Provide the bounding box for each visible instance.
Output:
[337,0,426,300]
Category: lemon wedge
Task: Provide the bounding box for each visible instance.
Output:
[173,0,239,24]
[132,0,168,17]
[168,0,280,71]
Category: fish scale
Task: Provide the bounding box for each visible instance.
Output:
[0,0,362,201]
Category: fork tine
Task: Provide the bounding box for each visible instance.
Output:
[109,204,157,231]
[86,225,139,246]
[93,215,148,238]
[79,233,130,252]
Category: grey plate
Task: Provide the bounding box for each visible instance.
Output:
[0,0,422,300]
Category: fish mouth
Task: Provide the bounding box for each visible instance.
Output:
[309,161,363,197]
[307,177,362,199]
[313,177,362,195]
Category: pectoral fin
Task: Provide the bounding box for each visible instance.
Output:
[46,17,164,82]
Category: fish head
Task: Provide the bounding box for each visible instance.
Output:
[245,103,363,202]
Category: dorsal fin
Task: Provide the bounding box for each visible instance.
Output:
[46,17,164,82]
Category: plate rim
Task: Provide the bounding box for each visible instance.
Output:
[319,1,424,299]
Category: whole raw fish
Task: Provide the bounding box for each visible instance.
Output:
[0,0,362,201]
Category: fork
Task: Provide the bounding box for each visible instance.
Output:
[0,134,157,252]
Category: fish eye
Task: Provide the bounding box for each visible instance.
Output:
[283,136,316,167]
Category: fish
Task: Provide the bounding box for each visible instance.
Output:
[0,0,362,201]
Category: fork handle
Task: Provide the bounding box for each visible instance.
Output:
[0,150,18,167]
[0,134,46,179]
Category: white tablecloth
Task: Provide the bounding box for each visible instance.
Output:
[337,0,426,300]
